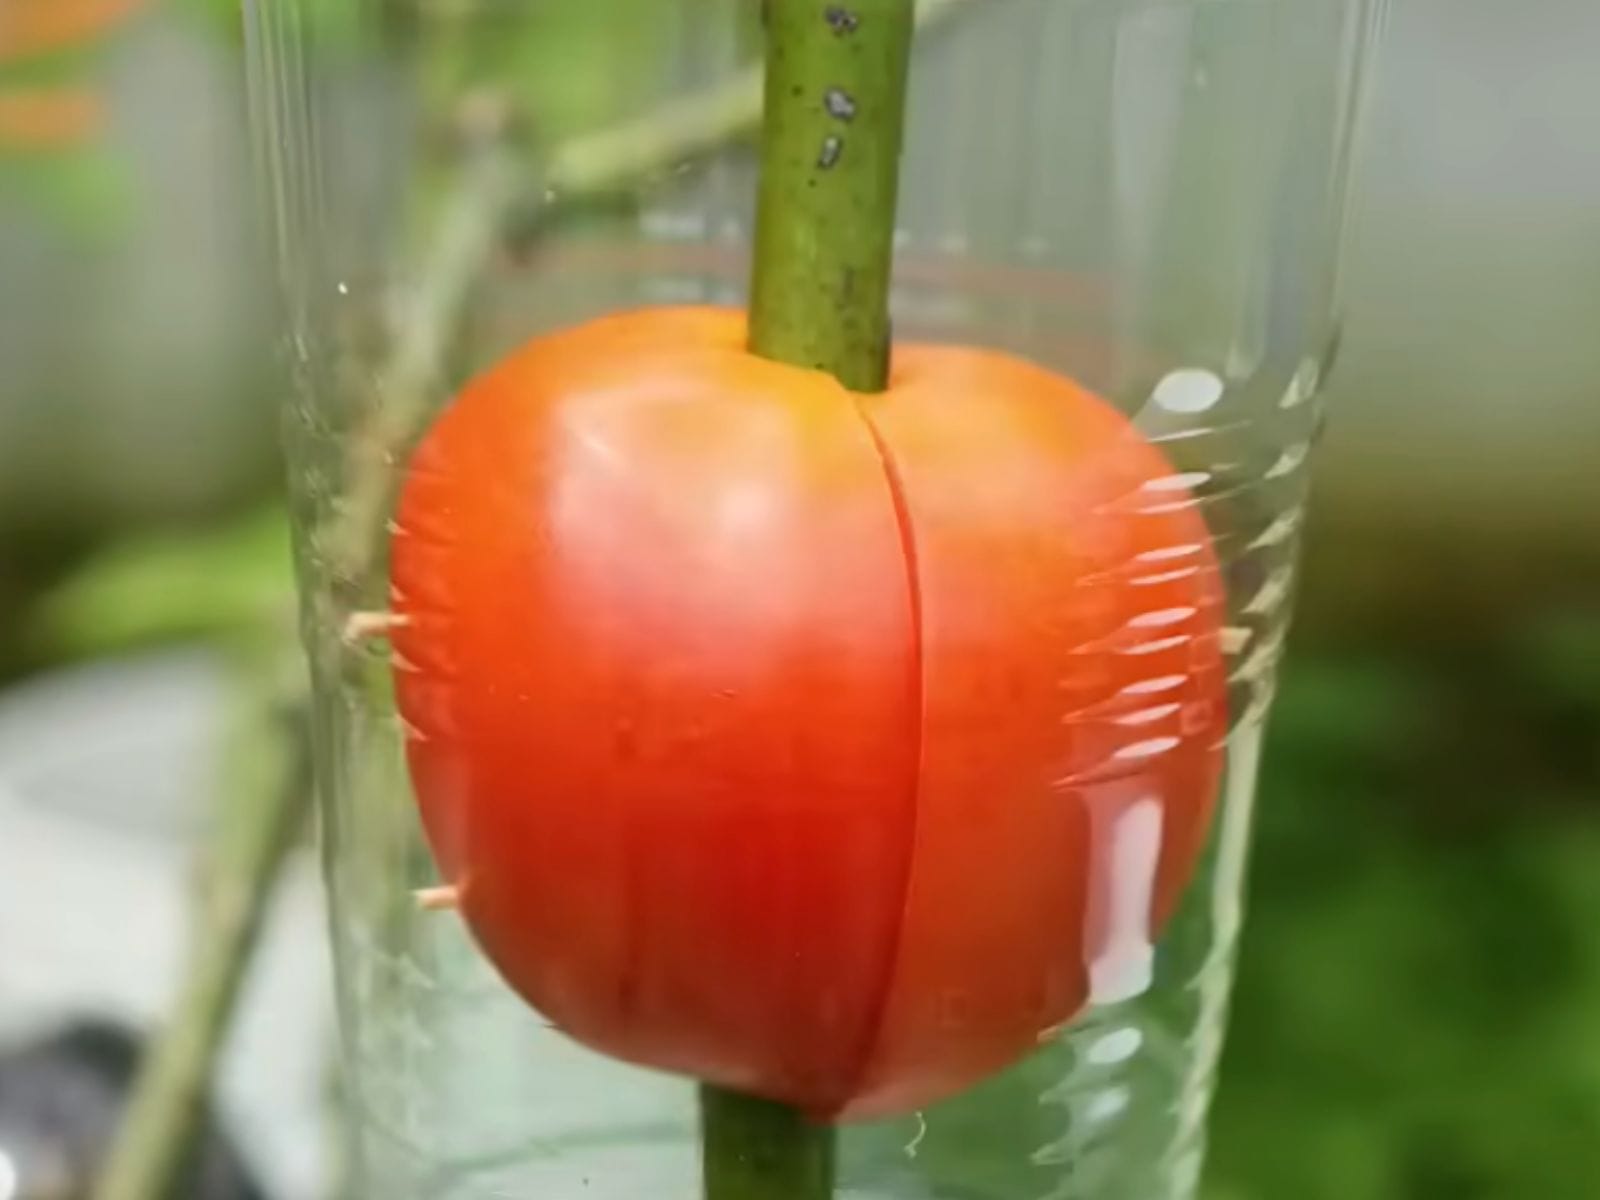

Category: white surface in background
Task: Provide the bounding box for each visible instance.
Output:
[0,651,331,1200]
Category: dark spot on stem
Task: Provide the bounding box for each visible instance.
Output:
[823,87,858,122]
[818,135,843,170]
[825,6,860,35]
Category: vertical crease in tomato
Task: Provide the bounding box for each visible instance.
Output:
[835,400,927,1113]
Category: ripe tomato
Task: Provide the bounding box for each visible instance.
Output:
[390,307,1225,1120]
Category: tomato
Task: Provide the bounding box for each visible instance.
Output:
[389,307,1226,1120]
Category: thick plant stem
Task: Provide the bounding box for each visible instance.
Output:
[702,1086,836,1200]
[748,0,917,393]
[704,2,918,1199]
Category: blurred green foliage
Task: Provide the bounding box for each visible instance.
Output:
[1209,638,1600,1200]
[2,147,129,233]
[27,506,293,662]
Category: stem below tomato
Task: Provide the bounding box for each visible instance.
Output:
[747,0,917,393]
[701,1086,836,1200]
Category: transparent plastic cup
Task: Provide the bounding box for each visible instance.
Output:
[245,2,1385,1197]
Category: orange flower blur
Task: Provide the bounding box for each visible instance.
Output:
[0,0,147,150]
[0,0,147,61]
[389,307,1227,1120]
[0,87,103,147]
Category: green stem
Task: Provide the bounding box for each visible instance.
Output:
[748,0,917,393]
[701,1086,836,1200]
[704,3,917,1199]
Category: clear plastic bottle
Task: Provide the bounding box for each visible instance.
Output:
[245,1,1385,1196]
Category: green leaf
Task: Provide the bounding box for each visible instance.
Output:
[0,147,131,237]
[31,506,295,657]
[1208,648,1600,1200]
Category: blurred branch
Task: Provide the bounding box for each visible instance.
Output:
[91,646,311,1200]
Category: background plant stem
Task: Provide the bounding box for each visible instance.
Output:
[702,1,917,1198]
[91,645,311,1200]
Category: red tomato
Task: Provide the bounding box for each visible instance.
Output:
[390,307,1226,1121]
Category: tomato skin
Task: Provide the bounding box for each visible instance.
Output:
[843,348,1226,1117]
[390,307,1225,1120]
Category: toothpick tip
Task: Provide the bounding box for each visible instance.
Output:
[342,610,409,644]
[415,885,461,912]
